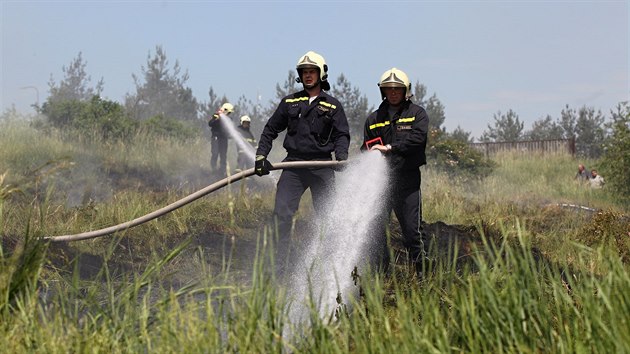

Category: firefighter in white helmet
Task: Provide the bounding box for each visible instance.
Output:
[235,115,257,171]
[361,67,430,274]
[254,51,350,267]
[208,102,234,175]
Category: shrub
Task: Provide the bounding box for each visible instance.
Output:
[600,102,630,204]
[427,129,496,179]
[140,114,200,141]
[40,96,137,140]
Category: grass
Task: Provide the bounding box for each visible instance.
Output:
[1,120,630,352]
[3,229,629,352]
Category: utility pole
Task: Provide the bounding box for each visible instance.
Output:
[20,86,40,109]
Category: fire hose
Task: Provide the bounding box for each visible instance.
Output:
[45,160,344,243]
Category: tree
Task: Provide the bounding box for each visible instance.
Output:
[42,52,104,127]
[556,104,607,157]
[0,106,21,122]
[125,46,199,122]
[425,94,446,131]
[274,71,299,101]
[234,93,267,138]
[524,115,563,140]
[480,109,524,142]
[574,106,606,157]
[46,52,104,104]
[199,87,228,120]
[260,70,299,119]
[331,73,372,144]
[411,82,427,106]
[558,104,578,140]
[600,102,630,202]
[447,125,473,143]
[410,81,445,131]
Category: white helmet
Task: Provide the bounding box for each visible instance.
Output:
[296,51,328,82]
[220,102,234,114]
[240,115,251,124]
[378,68,412,99]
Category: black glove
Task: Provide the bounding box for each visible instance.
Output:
[333,159,347,172]
[254,155,272,176]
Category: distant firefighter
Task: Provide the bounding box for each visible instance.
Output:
[208,102,234,175]
[236,115,257,171]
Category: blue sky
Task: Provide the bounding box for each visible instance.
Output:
[2,1,628,139]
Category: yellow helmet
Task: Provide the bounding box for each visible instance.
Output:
[296,51,328,81]
[220,102,234,114]
[240,115,251,124]
[378,68,412,99]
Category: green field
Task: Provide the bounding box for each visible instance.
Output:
[1,120,629,353]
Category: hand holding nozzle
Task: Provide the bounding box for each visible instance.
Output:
[370,144,392,154]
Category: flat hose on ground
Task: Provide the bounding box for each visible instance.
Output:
[45,160,344,242]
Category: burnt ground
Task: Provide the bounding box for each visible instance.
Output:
[9,208,607,291]
[40,220,511,284]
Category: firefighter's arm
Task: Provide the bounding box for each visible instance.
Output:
[208,113,219,127]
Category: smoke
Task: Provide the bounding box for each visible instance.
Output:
[286,151,389,325]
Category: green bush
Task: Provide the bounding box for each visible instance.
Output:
[600,102,630,204]
[140,114,200,141]
[40,96,137,140]
[427,129,496,179]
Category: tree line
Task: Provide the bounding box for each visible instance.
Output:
[34,47,623,152]
[3,46,628,198]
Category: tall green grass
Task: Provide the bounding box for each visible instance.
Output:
[2,120,630,352]
[2,225,629,352]
[424,151,621,226]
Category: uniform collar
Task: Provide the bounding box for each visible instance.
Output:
[377,99,410,122]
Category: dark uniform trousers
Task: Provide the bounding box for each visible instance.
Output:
[375,168,428,268]
[210,135,228,174]
[236,153,248,171]
[271,167,334,254]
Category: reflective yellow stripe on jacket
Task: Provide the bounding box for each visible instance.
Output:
[369,121,390,130]
[369,116,415,130]
[285,97,309,103]
[319,101,337,109]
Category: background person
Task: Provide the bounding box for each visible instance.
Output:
[575,163,590,182]
[361,67,430,273]
[254,51,350,256]
[589,169,605,189]
[208,102,234,175]
[236,115,257,171]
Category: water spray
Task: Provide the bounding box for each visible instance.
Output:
[286,151,390,324]
[215,112,279,185]
[217,113,257,167]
